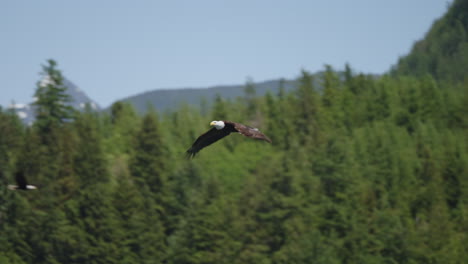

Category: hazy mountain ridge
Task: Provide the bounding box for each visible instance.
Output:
[115,78,299,113]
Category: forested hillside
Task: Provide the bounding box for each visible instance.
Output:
[1,1,468,263]
[392,0,468,83]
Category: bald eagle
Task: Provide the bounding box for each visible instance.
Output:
[186,120,272,158]
[8,170,37,191]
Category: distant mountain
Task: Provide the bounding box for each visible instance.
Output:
[62,78,100,111]
[115,79,300,113]
[113,69,373,113]
[8,77,100,125]
[391,0,468,83]
[118,79,298,113]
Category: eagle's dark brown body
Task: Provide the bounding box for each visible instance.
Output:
[186,120,271,158]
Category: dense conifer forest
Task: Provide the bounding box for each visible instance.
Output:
[1,1,467,263]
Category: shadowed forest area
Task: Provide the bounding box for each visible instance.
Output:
[1,1,468,263]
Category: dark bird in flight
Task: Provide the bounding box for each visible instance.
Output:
[8,170,37,191]
[186,120,272,158]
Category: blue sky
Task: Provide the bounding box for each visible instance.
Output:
[1,0,450,108]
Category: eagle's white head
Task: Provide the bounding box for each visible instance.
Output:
[26,185,38,190]
[210,120,225,130]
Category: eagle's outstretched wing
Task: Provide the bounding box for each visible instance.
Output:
[229,121,272,143]
[186,127,231,158]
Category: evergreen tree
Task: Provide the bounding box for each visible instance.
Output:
[105,101,140,158]
[211,94,228,121]
[130,110,168,202]
[244,77,258,120]
[33,59,74,139]
[129,110,169,258]
[68,110,120,264]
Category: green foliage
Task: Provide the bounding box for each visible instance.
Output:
[3,64,468,263]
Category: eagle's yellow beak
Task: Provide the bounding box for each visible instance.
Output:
[210,121,216,126]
